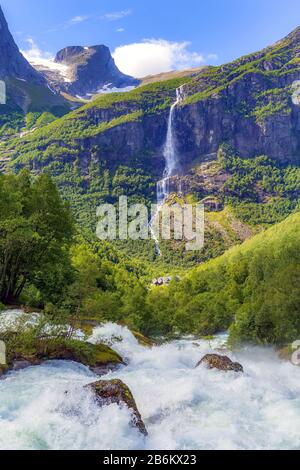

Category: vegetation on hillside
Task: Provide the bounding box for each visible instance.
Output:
[4,76,191,155]
[183,35,300,109]
[0,89,69,139]
[0,171,153,325]
[0,31,299,271]
[0,172,299,346]
[147,211,300,345]
[217,145,300,225]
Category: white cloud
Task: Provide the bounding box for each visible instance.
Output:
[70,15,89,25]
[21,38,52,62]
[101,10,132,21]
[113,39,212,77]
[116,28,125,33]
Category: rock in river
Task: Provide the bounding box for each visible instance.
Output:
[86,379,148,436]
[0,338,124,378]
[196,354,243,373]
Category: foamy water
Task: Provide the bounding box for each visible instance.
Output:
[0,309,40,332]
[0,322,300,450]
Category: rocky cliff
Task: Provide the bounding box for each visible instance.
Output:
[0,6,43,84]
[6,25,300,177]
[2,26,300,266]
[1,24,300,241]
[0,6,69,113]
[175,26,300,165]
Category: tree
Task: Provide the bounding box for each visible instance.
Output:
[0,170,74,304]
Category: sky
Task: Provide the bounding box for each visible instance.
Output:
[2,0,300,77]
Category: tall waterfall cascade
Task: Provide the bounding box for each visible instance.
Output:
[150,85,185,255]
[157,85,185,204]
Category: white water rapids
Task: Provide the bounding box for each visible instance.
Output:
[0,321,300,450]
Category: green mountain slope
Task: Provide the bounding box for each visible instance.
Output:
[1,26,300,269]
[6,25,300,170]
[153,210,300,344]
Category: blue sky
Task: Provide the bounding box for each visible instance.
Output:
[2,0,300,77]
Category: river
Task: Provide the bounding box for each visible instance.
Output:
[0,321,300,450]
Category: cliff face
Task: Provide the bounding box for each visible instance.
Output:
[4,26,300,178]
[170,26,300,167]
[143,25,300,167]
[175,70,300,166]
[6,78,181,178]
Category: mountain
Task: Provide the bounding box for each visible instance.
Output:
[0,5,71,119]
[176,26,300,165]
[0,6,43,85]
[1,24,300,266]
[8,25,300,167]
[6,26,300,165]
[34,45,140,99]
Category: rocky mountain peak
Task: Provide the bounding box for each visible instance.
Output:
[54,45,111,65]
[36,44,140,98]
[55,46,87,64]
[0,5,44,84]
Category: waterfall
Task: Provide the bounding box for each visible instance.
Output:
[157,85,184,204]
[150,86,184,255]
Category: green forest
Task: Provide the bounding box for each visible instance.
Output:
[0,171,299,349]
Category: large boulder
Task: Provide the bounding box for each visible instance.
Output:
[2,338,124,377]
[196,354,243,373]
[86,379,148,436]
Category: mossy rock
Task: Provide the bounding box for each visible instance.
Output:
[86,379,148,436]
[131,330,155,347]
[7,338,123,376]
[35,339,123,367]
[80,324,95,337]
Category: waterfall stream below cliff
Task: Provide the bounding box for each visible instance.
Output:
[157,85,184,205]
[0,322,300,450]
[150,86,184,254]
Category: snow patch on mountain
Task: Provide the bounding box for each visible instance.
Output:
[28,57,71,83]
